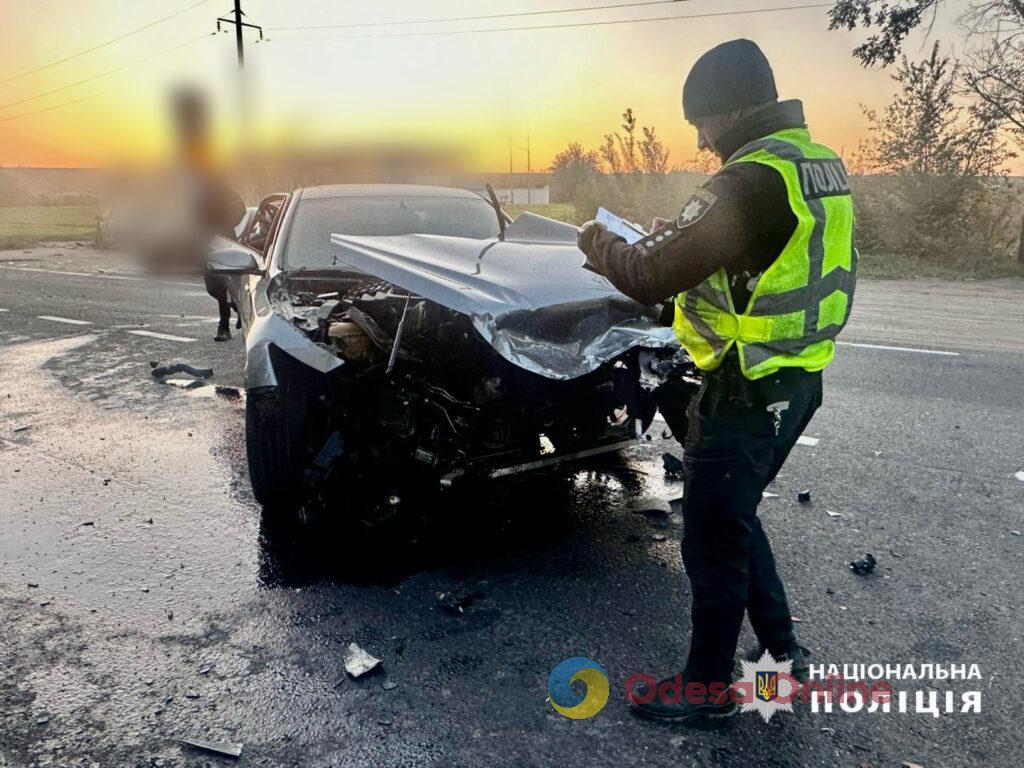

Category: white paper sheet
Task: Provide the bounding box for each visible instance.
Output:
[596,207,647,245]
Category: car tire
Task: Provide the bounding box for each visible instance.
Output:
[245,380,309,521]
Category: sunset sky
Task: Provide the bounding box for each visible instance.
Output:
[0,0,1002,172]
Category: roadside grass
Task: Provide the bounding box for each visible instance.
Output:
[857,250,1024,279]
[0,205,102,250]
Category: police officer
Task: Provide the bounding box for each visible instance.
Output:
[577,39,856,725]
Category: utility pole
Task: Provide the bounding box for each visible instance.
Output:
[217,0,262,70]
[520,121,532,205]
[216,1,262,202]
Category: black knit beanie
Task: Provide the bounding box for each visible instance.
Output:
[682,39,778,120]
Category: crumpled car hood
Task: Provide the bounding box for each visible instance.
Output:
[329,212,677,380]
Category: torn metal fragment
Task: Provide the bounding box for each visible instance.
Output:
[182,739,243,759]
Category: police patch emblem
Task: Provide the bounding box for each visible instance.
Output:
[676,187,718,228]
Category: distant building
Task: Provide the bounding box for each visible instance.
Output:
[455,173,551,205]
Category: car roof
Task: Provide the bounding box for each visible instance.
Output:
[297,184,487,200]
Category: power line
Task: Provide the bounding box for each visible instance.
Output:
[268,0,690,32]
[0,0,210,85]
[0,34,214,112]
[268,2,834,41]
[0,90,111,124]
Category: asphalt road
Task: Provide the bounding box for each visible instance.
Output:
[1,243,1022,768]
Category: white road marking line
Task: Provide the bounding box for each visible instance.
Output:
[37,315,92,326]
[126,329,196,343]
[837,340,959,356]
[0,265,198,288]
[797,435,820,447]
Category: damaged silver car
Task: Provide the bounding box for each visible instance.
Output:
[207,184,680,521]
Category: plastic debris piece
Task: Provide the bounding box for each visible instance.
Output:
[382,680,398,691]
[185,690,200,699]
[150,361,213,379]
[629,496,672,515]
[1010,530,1021,537]
[1015,471,1024,481]
[825,510,843,518]
[762,491,779,498]
[662,452,684,479]
[13,425,31,433]
[791,615,802,623]
[849,553,877,576]
[182,739,243,759]
[797,490,812,504]
[902,763,925,768]
[651,533,668,542]
[344,643,381,678]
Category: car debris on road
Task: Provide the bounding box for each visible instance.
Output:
[149,361,214,379]
[182,738,243,759]
[849,553,877,576]
[662,452,685,480]
[343,643,381,678]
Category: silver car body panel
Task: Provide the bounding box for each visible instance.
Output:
[328,212,677,380]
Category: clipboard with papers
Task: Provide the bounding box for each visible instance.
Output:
[595,207,648,245]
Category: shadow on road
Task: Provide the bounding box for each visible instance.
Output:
[256,461,648,589]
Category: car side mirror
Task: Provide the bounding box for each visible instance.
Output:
[207,246,262,275]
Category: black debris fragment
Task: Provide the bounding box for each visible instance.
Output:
[149,361,213,379]
[437,588,480,615]
[13,425,31,433]
[214,385,241,400]
[182,739,243,759]
[797,490,812,503]
[849,553,877,576]
[662,452,684,480]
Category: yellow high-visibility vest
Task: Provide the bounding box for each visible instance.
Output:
[673,128,857,380]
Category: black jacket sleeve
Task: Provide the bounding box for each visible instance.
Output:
[578,163,797,307]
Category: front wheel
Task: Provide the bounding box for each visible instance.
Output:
[245,380,309,522]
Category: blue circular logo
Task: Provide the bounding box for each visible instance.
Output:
[547,656,610,719]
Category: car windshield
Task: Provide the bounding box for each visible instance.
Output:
[282,194,501,269]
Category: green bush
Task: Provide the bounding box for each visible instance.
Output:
[850,175,1024,277]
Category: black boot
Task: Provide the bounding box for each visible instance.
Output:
[744,643,812,682]
[627,674,737,727]
[214,323,231,342]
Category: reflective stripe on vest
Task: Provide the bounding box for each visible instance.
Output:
[673,128,856,380]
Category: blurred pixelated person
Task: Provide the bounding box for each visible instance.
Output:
[171,87,247,341]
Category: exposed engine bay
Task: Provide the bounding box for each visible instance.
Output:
[270,269,685,517]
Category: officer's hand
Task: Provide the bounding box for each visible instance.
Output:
[651,216,670,231]
[577,219,607,255]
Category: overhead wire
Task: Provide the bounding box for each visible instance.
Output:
[267,0,691,31]
[0,0,210,84]
[0,34,215,112]
[265,3,835,41]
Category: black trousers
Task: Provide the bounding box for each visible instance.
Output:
[658,354,822,686]
[204,273,232,329]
